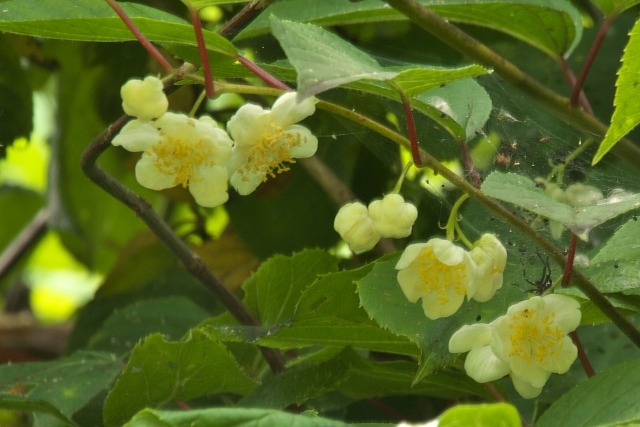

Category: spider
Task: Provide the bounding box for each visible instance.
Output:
[523,251,554,295]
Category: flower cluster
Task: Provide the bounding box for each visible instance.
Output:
[448,294,580,398]
[333,194,418,253]
[112,76,318,207]
[395,234,506,319]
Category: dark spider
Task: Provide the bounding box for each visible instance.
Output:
[523,251,553,295]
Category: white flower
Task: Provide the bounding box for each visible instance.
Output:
[226,92,318,195]
[449,294,581,399]
[334,202,380,253]
[467,234,507,302]
[395,239,475,320]
[368,194,418,238]
[112,112,233,207]
[121,76,168,121]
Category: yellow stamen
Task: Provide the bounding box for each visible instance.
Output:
[151,131,215,187]
[507,307,563,363]
[411,247,467,305]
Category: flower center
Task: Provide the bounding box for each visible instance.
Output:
[507,308,564,364]
[240,122,302,181]
[151,133,214,187]
[412,247,467,305]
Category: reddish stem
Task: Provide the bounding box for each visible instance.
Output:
[397,89,422,166]
[560,58,593,115]
[570,16,611,108]
[189,7,215,98]
[105,0,173,73]
[570,331,596,378]
[458,140,481,188]
[561,233,578,286]
[236,54,291,90]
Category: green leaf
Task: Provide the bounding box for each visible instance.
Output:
[594,17,640,164]
[439,403,520,427]
[357,254,519,379]
[242,249,338,326]
[124,407,394,427]
[239,348,353,409]
[591,0,640,17]
[536,358,640,427]
[103,330,257,427]
[0,395,76,427]
[0,351,122,424]
[481,172,640,240]
[270,16,488,100]
[0,0,236,56]
[241,0,582,58]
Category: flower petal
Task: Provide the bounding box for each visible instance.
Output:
[395,243,427,270]
[464,346,510,383]
[397,268,423,303]
[111,119,158,152]
[543,294,581,333]
[134,153,176,190]
[189,165,229,208]
[427,238,467,266]
[511,375,544,399]
[449,324,492,353]
[285,125,318,158]
[420,290,465,320]
[270,92,317,126]
[227,103,269,145]
[121,76,168,120]
[510,357,551,388]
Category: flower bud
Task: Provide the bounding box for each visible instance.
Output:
[368,194,418,238]
[564,183,603,207]
[121,76,168,120]
[468,234,507,302]
[334,202,380,253]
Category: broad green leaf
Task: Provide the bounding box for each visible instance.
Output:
[270,16,488,100]
[0,395,75,427]
[357,255,518,379]
[239,348,353,409]
[439,403,520,427]
[242,249,338,326]
[0,0,236,56]
[103,330,257,427]
[536,358,640,427]
[481,172,640,240]
[594,17,640,164]
[241,0,582,58]
[0,351,122,424]
[125,407,394,427]
[591,0,640,17]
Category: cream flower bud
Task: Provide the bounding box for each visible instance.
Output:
[564,183,603,207]
[121,76,168,120]
[395,239,475,320]
[449,294,581,399]
[334,202,380,253]
[467,234,507,302]
[368,194,418,238]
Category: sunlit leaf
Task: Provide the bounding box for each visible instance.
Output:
[536,358,640,427]
[590,0,640,17]
[439,403,520,427]
[242,0,582,57]
[0,0,236,56]
[594,17,640,164]
[103,330,257,427]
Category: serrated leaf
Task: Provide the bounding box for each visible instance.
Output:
[0,351,121,423]
[536,358,640,427]
[594,17,640,164]
[270,16,488,100]
[124,407,394,427]
[591,0,640,17]
[103,330,257,427]
[357,255,518,379]
[481,172,640,240]
[239,348,353,409]
[439,403,520,427]
[242,249,338,326]
[0,0,236,56]
[242,0,582,58]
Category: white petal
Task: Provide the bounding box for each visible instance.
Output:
[111,119,158,152]
[134,154,176,190]
[543,294,581,333]
[229,167,265,195]
[227,103,268,145]
[270,92,317,126]
[510,358,550,388]
[395,243,427,270]
[189,165,229,207]
[427,239,466,266]
[285,125,318,158]
[421,291,465,320]
[397,268,423,303]
[449,324,492,353]
[541,336,577,374]
[121,76,168,120]
[464,346,510,383]
[511,375,544,399]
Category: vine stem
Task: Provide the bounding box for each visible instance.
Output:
[218,0,275,40]
[383,0,640,166]
[0,208,50,282]
[390,82,422,166]
[189,6,215,98]
[570,330,596,378]
[105,0,173,73]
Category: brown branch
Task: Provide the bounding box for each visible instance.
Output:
[218,0,276,40]
[0,209,50,282]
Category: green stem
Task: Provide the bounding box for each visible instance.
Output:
[383,0,640,167]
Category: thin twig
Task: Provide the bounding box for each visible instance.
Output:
[0,209,50,282]
[237,55,292,90]
[189,6,215,98]
[560,58,593,115]
[383,0,640,167]
[561,233,578,286]
[570,330,596,377]
[218,0,276,40]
